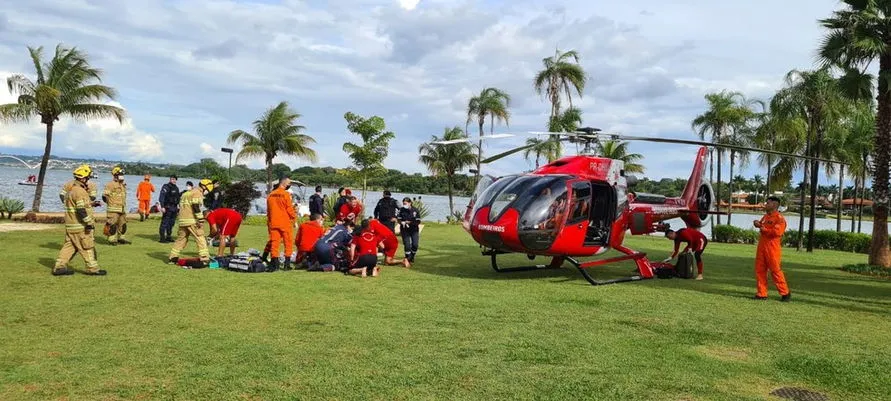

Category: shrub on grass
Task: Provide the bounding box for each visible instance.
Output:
[713,225,759,244]
[840,264,891,278]
[221,180,262,217]
[0,197,24,219]
[782,230,870,253]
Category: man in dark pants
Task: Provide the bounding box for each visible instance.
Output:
[158,175,181,243]
[374,190,399,232]
[398,197,421,265]
[309,186,325,218]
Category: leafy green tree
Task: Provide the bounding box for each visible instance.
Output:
[418,127,478,214]
[0,44,126,211]
[692,90,755,224]
[818,1,891,266]
[227,101,317,194]
[771,68,847,251]
[342,111,395,200]
[596,140,645,174]
[466,87,510,178]
[221,180,262,217]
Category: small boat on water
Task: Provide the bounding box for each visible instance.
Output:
[17,181,40,186]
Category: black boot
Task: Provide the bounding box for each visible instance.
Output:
[52,267,75,276]
[261,251,270,263]
[267,257,280,272]
[85,270,107,276]
[283,259,292,271]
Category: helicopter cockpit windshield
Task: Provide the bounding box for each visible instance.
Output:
[472,175,571,251]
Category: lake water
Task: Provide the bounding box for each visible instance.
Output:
[1,166,885,231]
[0,166,470,222]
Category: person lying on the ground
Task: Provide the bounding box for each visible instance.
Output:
[294,213,326,268]
[206,207,243,257]
[347,224,381,278]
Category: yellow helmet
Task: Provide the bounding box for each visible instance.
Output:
[73,164,92,179]
[111,166,125,176]
[199,178,214,192]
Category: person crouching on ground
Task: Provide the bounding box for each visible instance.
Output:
[295,213,326,268]
[311,221,355,271]
[368,217,409,267]
[206,207,243,257]
[398,197,421,263]
[347,221,381,277]
[664,228,708,280]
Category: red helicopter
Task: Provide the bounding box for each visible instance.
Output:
[433,128,844,286]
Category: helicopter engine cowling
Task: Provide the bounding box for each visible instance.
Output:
[680,181,715,228]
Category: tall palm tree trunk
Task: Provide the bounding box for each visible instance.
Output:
[806,127,824,252]
[851,175,858,233]
[265,157,273,194]
[869,55,891,267]
[447,175,454,214]
[797,155,809,250]
[837,164,844,232]
[858,159,866,233]
[31,122,54,212]
[716,150,723,225]
[766,154,772,197]
[476,120,484,182]
[728,150,735,225]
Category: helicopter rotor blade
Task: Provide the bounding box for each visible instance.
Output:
[431,133,516,145]
[611,134,849,165]
[479,142,541,164]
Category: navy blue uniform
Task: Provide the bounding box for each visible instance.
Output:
[374,196,399,232]
[398,206,421,262]
[313,224,352,270]
[309,193,324,216]
[158,182,180,241]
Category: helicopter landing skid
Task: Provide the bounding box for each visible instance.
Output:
[483,249,561,273]
[565,246,654,286]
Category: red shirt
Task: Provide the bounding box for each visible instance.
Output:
[673,228,707,253]
[368,219,396,241]
[296,221,325,252]
[206,208,243,236]
[354,231,380,256]
[338,203,363,222]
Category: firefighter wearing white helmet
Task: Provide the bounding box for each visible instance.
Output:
[168,178,213,265]
[53,165,106,276]
[103,166,130,245]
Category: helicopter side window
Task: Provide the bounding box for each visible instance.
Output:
[568,181,592,225]
[516,176,569,231]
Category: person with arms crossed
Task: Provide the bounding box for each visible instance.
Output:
[753,196,791,302]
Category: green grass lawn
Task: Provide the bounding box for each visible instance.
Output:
[1,220,889,401]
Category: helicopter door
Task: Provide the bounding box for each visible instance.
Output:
[586,182,616,246]
[464,175,496,224]
[562,179,594,247]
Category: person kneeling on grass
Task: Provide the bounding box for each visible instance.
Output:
[347,223,381,278]
[367,218,410,267]
[311,221,355,272]
[294,213,326,268]
[664,227,708,280]
[206,207,243,257]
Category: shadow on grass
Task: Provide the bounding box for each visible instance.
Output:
[37,257,54,270]
[134,233,163,242]
[38,242,61,250]
[147,251,171,263]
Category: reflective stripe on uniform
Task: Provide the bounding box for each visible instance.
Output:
[65,224,85,232]
[178,218,196,226]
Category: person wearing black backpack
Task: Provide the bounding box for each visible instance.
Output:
[373,190,399,232]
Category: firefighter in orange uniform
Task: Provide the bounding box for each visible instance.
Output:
[264,177,297,271]
[752,195,791,302]
[136,174,155,221]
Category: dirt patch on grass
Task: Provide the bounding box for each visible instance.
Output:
[0,222,54,232]
[696,345,751,362]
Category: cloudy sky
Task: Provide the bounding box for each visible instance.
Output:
[0,0,845,183]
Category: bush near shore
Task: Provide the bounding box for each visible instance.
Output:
[712,224,872,253]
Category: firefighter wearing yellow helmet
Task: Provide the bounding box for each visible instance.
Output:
[103,166,130,245]
[53,165,106,276]
[60,165,100,207]
[168,178,213,265]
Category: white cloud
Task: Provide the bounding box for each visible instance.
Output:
[0,0,848,186]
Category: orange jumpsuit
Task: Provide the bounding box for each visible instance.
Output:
[755,211,790,297]
[136,181,155,215]
[266,187,296,258]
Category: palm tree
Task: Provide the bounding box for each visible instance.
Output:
[227,101,317,193]
[543,107,584,161]
[0,44,126,212]
[534,48,588,120]
[818,2,891,266]
[770,68,847,252]
[691,90,753,224]
[597,140,645,174]
[752,175,765,203]
[418,127,478,214]
[841,101,875,233]
[466,87,511,178]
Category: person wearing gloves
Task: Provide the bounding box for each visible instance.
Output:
[663,227,708,280]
